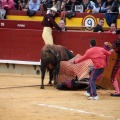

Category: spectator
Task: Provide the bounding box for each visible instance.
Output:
[14,0,20,10]
[19,0,29,11]
[91,0,104,13]
[101,0,114,13]
[61,0,67,11]
[58,20,67,31]
[104,30,120,97]
[41,6,62,45]
[1,0,16,10]
[52,0,61,12]
[108,0,119,13]
[74,39,111,100]
[107,23,117,34]
[28,0,40,11]
[104,0,119,27]
[60,0,81,20]
[81,0,95,12]
[93,18,104,33]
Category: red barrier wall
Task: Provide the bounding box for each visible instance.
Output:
[0,28,120,89]
[0,29,118,61]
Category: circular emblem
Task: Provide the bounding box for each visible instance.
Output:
[82,15,97,31]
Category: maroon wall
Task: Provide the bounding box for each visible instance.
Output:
[0,28,118,62]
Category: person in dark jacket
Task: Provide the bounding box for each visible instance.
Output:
[93,18,104,33]
[42,6,62,45]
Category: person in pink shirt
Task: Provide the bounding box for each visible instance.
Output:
[107,23,117,34]
[1,0,16,10]
[74,39,111,100]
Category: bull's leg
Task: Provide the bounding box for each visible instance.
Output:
[41,67,46,89]
[53,65,60,87]
[48,69,53,85]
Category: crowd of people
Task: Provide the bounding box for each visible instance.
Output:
[0,0,120,15]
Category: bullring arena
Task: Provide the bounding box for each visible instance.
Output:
[0,68,120,120]
[0,11,120,120]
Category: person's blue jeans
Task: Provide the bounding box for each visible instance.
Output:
[87,68,104,96]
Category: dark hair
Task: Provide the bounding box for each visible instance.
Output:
[99,18,104,21]
[90,39,96,47]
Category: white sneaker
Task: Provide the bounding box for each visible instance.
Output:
[84,91,90,97]
[88,96,99,100]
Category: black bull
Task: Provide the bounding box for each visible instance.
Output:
[40,44,75,89]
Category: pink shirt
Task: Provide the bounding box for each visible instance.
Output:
[75,47,111,69]
[2,0,15,10]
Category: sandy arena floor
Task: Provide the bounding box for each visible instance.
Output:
[0,73,120,120]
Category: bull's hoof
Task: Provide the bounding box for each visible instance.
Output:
[40,86,45,89]
[48,83,53,86]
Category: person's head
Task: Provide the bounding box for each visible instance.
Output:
[96,0,102,4]
[83,0,89,5]
[110,23,117,32]
[106,0,112,3]
[32,0,37,3]
[98,18,104,26]
[58,20,66,28]
[90,39,96,47]
[70,0,76,3]
[50,7,57,16]
[116,30,120,39]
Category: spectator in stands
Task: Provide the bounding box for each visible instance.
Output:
[93,18,104,33]
[74,39,111,100]
[58,20,67,31]
[28,0,40,11]
[39,0,48,14]
[1,0,16,10]
[101,0,114,13]
[81,0,95,12]
[41,6,62,44]
[61,0,67,11]
[104,0,118,26]
[60,0,81,20]
[90,0,104,13]
[14,0,20,10]
[19,0,29,11]
[52,0,61,12]
[107,23,117,34]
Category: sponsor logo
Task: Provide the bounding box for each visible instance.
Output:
[1,22,4,26]
[82,15,97,31]
[17,24,25,27]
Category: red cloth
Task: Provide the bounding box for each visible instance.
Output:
[58,54,94,83]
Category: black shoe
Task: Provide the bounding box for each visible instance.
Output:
[110,93,120,97]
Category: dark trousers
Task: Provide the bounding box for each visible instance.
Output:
[111,55,120,82]
[87,68,104,96]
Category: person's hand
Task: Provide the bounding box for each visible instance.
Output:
[98,31,101,34]
[57,30,60,33]
[112,31,116,34]
[104,42,109,46]
[4,5,8,8]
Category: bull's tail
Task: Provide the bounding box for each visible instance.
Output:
[48,47,60,63]
[47,46,60,85]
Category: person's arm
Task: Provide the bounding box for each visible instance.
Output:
[74,51,89,64]
[50,17,62,31]
[103,48,112,56]
[104,42,115,53]
[110,49,115,53]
